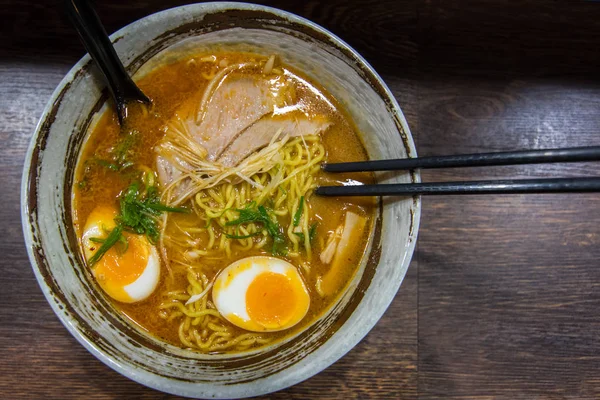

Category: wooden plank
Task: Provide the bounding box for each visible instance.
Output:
[417,1,600,398]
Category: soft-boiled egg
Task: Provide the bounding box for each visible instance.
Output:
[81,206,160,303]
[212,256,310,332]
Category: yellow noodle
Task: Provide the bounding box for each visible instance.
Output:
[158,136,323,352]
[178,322,195,348]
[178,137,324,257]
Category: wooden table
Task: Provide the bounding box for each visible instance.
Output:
[2,1,600,398]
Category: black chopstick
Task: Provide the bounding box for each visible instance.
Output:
[321,146,600,173]
[315,177,600,196]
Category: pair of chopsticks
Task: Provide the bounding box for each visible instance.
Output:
[315,146,600,196]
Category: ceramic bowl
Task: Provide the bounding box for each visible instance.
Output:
[21,2,420,398]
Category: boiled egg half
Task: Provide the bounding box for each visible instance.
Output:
[212,256,310,332]
[81,206,160,303]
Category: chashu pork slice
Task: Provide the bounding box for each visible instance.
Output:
[189,73,286,161]
[218,113,331,167]
[156,67,288,189]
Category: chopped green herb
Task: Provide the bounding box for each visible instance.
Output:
[118,182,187,243]
[117,233,129,255]
[260,206,282,240]
[94,130,139,173]
[120,161,134,170]
[309,222,318,242]
[142,168,155,188]
[272,241,288,256]
[112,129,138,165]
[144,203,188,213]
[88,182,187,264]
[96,159,120,171]
[293,196,304,227]
[225,202,259,225]
[226,202,285,254]
[225,231,261,239]
[88,225,123,265]
[294,222,318,247]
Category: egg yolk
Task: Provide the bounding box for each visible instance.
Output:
[93,233,149,303]
[246,272,296,329]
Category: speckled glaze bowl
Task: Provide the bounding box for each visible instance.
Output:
[21,2,420,398]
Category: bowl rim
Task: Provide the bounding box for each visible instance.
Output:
[21,1,421,397]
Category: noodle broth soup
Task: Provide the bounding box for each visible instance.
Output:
[22,2,420,398]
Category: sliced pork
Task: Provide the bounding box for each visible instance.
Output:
[218,113,331,167]
[190,73,286,161]
[156,64,288,189]
[155,61,331,195]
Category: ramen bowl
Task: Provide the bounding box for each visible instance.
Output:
[21,2,420,398]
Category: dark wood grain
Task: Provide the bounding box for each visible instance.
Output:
[2,0,600,398]
[417,1,600,399]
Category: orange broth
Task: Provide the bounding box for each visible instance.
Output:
[73,51,376,351]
